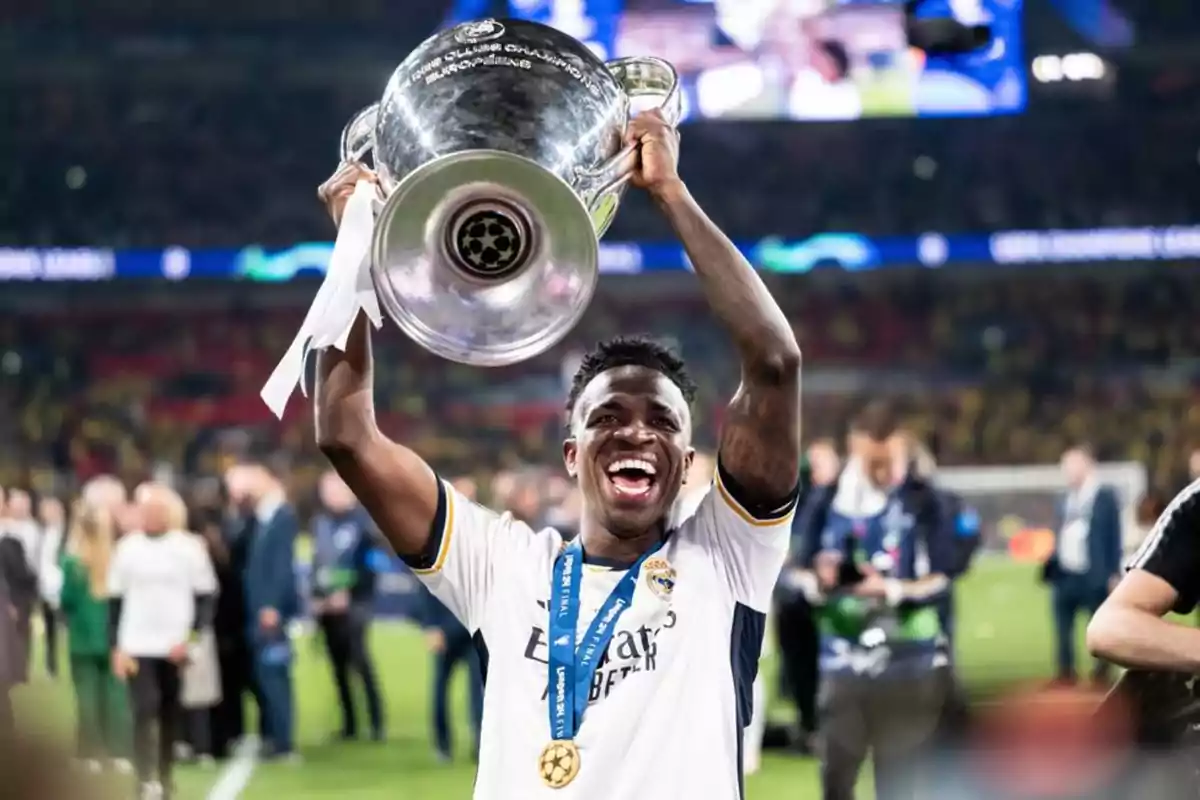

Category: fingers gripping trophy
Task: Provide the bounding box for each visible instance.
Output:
[261,17,681,416]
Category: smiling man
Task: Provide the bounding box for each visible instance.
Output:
[313,108,800,800]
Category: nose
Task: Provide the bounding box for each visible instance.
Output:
[614,420,656,445]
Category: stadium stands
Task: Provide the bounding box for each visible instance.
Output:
[5,81,1199,246]
[3,271,1197,500]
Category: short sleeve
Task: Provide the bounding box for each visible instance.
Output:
[399,477,533,633]
[1127,481,1200,614]
[683,459,799,612]
[187,537,218,595]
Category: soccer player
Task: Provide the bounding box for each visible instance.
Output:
[1088,478,1200,671]
[314,108,801,798]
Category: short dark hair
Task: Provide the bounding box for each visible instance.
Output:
[565,335,697,420]
[816,39,851,81]
[849,400,898,442]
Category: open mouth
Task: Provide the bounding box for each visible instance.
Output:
[605,457,659,500]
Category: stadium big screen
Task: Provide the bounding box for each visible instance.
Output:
[445,0,1025,120]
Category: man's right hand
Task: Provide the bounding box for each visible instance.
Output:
[259,606,281,632]
[112,650,136,680]
[317,162,378,227]
[327,590,350,614]
[425,629,446,654]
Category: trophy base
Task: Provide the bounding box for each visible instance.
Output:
[444,198,535,284]
[371,149,599,367]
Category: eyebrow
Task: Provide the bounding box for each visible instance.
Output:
[647,399,677,416]
[589,396,680,419]
[587,399,626,417]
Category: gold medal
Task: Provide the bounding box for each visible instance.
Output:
[538,739,581,789]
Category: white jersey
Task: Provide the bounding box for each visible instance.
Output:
[413,467,795,800]
[108,530,217,657]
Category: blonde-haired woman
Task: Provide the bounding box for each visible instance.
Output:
[60,501,131,773]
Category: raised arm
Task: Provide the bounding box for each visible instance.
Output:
[313,163,441,562]
[631,111,801,509]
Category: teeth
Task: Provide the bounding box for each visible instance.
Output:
[607,459,656,476]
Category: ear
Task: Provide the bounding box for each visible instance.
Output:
[681,447,695,484]
[563,438,579,479]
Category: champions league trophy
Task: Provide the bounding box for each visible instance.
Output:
[261,18,680,417]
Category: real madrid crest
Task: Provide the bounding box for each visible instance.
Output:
[539,739,581,789]
[455,18,506,44]
[643,556,676,600]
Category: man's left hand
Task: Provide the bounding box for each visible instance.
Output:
[627,109,682,199]
[260,607,280,631]
[851,571,890,600]
[167,643,190,665]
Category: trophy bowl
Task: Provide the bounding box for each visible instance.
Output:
[339,17,680,367]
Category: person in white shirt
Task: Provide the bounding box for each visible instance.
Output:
[310,108,801,800]
[109,483,217,800]
[788,39,863,122]
[37,495,66,679]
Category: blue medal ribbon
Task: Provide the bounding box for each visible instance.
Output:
[547,537,664,741]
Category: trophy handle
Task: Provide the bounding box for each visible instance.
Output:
[576,57,681,198]
[340,103,379,164]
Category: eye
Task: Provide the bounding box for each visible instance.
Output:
[652,417,678,432]
[590,413,619,427]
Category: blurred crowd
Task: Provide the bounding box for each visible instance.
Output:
[7,79,1198,247]
[3,269,1199,503]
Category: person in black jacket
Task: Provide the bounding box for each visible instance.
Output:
[0,513,36,732]
[224,459,300,761]
[311,470,385,742]
[793,406,954,800]
[774,438,840,753]
[203,500,256,761]
[0,488,37,709]
[1044,445,1122,686]
[417,584,483,762]
[897,434,981,646]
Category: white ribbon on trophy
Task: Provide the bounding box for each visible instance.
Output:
[260,179,382,419]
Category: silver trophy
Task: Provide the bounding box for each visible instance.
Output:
[339,17,681,366]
